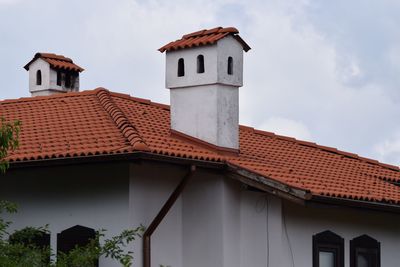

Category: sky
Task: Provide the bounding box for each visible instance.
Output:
[1,0,400,165]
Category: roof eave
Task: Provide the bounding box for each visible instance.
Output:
[7,148,400,213]
[226,162,311,205]
[158,33,251,53]
[310,195,400,214]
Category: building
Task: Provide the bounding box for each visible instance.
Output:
[1,27,400,267]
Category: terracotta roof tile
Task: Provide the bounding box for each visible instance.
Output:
[158,26,251,53]
[2,89,400,206]
[24,53,84,72]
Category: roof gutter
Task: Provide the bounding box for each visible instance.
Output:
[143,165,196,267]
[8,152,224,170]
[310,195,400,214]
[9,152,400,214]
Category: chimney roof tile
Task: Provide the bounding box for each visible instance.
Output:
[24,52,84,72]
[159,26,251,53]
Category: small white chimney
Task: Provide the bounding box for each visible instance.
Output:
[24,53,84,97]
[159,27,250,151]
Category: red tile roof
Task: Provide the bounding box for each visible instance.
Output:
[24,53,84,72]
[159,26,251,53]
[2,88,400,206]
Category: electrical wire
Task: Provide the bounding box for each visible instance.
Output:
[282,202,295,267]
[265,196,269,267]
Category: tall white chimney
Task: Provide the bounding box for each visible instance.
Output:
[159,27,250,151]
[24,53,84,97]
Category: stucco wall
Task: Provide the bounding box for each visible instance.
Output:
[281,201,400,267]
[129,162,186,267]
[170,84,239,149]
[129,162,265,267]
[1,163,130,267]
[3,160,399,267]
[28,58,51,94]
[165,35,243,89]
[28,58,80,96]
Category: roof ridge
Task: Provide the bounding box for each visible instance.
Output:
[159,26,250,52]
[95,88,150,152]
[239,125,400,172]
[108,91,170,110]
[0,89,99,104]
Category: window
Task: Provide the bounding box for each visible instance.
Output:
[177,58,185,77]
[36,70,42,85]
[227,56,233,75]
[197,55,205,73]
[57,225,98,266]
[57,71,62,86]
[9,228,50,248]
[9,228,50,263]
[313,231,344,267]
[350,235,380,267]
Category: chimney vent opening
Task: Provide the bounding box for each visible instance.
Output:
[56,71,61,86]
[65,73,71,88]
[227,56,233,75]
[36,70,42,85]
[177,58,185,77]
[197,55,205,73]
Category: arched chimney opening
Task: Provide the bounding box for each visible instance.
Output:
[177,58,185,77]
[36,70,42,85]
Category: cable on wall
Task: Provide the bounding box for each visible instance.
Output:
[282,202,295,267]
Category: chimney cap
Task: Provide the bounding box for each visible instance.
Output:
[158,26,251,53]
[24,52,84,72]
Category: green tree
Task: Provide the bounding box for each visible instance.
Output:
[0,118,20,174]
[0,118,145,266]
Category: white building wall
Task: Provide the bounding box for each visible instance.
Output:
[217,35,244,86]
[240,191,268,267]
[5,159,400,267]
[182,171,225,267]
[222,177,241,267]
[165,36,243,89]
[28,58,51,94]
[1,163,130,267]
[166,45,218,89]
[170,84,239,149]
[282,201,400,267]
[28,58,80,96]
[129,162,186,267]
[165,36,244,149]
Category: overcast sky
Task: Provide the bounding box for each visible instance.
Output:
[1,0,400,165]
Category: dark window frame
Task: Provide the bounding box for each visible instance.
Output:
[313,230,344,267]
[350,235,380,267]
[57,225,98,266]
[9,228,50,264]
[197,55,205,73]
[177,58,185,77]
[36,70,42,85]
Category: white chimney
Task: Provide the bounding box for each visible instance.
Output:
[159,27,250,151]
[24,53,84,97]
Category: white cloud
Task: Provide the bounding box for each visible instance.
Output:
[2,0,400,164]
[374,132,400,165]
[0,0,20,5]
[258,117,312,141]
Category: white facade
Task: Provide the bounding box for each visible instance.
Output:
[2,163,130,267]
[3,160,400,267]
[165,35,244,150]
[170,84,239,150]
[28,58,80,97]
